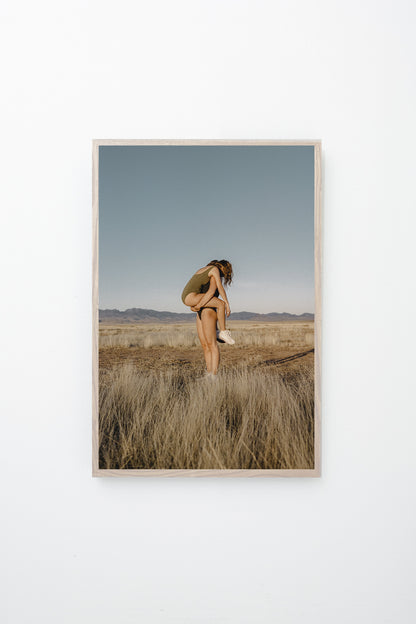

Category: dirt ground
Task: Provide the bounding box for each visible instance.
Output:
[99,343,314,378]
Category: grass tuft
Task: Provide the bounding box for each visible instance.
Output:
[99,362,314,470]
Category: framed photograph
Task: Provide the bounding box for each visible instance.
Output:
[92,140,322,477]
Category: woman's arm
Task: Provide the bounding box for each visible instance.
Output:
[194,277,218,309]
[211,266,230,306]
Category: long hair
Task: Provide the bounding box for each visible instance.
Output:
[208,259,233,286]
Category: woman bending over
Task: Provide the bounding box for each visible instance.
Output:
[181,259,235,349]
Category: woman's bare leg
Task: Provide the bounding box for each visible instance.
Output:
[185,293,226,331]
[196,310,211,372]
[200,308,220,374]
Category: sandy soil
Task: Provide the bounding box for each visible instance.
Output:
[99,344,314,378]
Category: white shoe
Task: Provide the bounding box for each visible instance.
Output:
[218,329,235,345]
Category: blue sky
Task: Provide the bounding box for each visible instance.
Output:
[99,145,315,314]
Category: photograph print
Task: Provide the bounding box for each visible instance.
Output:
[92,140,321,476]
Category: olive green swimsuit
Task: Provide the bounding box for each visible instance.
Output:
[181,267,214,304]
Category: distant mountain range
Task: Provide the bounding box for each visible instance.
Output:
[99,307,314,324]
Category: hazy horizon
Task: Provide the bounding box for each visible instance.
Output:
[98,304,314,315]
[99,145,315,315]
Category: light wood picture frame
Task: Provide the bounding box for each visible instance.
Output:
[92,140,322,477]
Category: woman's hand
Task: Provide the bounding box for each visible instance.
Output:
[191,305,201,312]
[225,303,231,317]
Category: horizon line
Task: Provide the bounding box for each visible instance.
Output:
[99,306,314,316]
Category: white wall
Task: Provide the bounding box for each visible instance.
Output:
[2,1,416,622]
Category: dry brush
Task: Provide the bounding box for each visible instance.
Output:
[99,362,314,470]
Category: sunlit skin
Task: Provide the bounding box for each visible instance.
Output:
[183,266,231,331]
[183,265,232,375]
[196,307,220,375]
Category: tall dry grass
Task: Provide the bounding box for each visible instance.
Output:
[99,321,314,349]
[99,363,314,470]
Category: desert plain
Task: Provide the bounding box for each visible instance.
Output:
[98,321,315,471]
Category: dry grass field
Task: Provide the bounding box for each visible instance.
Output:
[98,321,315,470]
